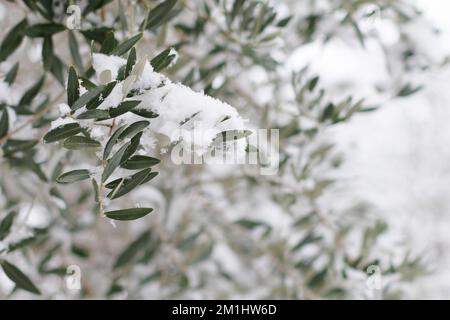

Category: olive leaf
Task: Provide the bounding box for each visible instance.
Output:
[105,207,154,221]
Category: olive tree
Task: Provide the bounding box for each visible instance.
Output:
[0,0,436,299]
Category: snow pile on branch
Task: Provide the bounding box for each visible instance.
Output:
[84,53,247,156]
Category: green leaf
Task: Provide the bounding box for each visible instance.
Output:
[42,36,53,71]
[121,155,160,170]
[86,81,117,109]
[56,169,91,184]
[76,109,110,120]
[109,100,141,118]
[320,103,335,122]
[71,85,105,111]
[113,230,151,269]
[150,48,177,72]
[25,23,65,38]
[80,27,114,43]
[235,219,267,230]
[107,168,154,199]
[102,142,131,182]
[0,260,41,295]
[125,47,137,78]
[118,121,149,140]
[120,132,142,163]
[103,125,127,160]
[186,242,213,266]
[79,77,96,90]
[43,123,82,143]
[100,32,117,54]
[2,139,37,156]
[7,236,39,253]
[18,76,45,108]
[105,171,158,190]
[142,0,178,31]
[291,233,323,252]
[105,207,153,221]
[111,33,142,56]
[83,0,114,15]
[0,109,8,138]
[308,76,320,91]
[68,31,83,72]
[0,19,27,62]
[27,158,48,182]
[307,267,328,289]
[277,16,293,27]
[0,211,16,241]
[4,62,19,85]
[49,55,65,86]
[397,84,423,97]
[63,136,101,150]
[67,66,80,108]
[92,178,101,203]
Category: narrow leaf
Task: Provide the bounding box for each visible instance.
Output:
[107,168,153,199]
[43,123,82,143]
[76,109,110,120]
[63,136,101,150]
[105,207,153,221]
[0,109,9,138]
[0,211,16,241]
[118,121,149,140]
[56,169,91,184]
[103,125,127,160]
[4,62,19,85]
[19,76,45,108]
[111,33,142,56]
[142,0,178,31]
[71,85,105,111]
[68,31,83,72]
[67,66,80,107]
[121,155,160,170]
[109,100,141,118]
[25,23,65,38]
[100,32,117,54]
[0,19,27,62]
[102,142,131,182]
[125,47,136,78]
[1,260,41,295]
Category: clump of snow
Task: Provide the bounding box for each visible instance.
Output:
[92,54,126,82]
[168,48,179,68]
[88,52,247,156]
[97,82,124,110]
[58,103,71,117]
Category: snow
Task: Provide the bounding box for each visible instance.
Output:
[50,117,77,129]
[57,103,71,117]
[89,53,247,156]
[92,54,126,82]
